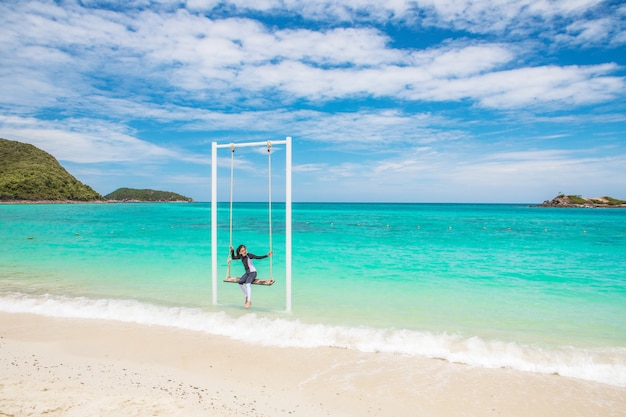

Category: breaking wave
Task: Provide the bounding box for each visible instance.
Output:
[2,291,625,387]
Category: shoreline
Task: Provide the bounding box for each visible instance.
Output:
[3,200,625,207]
[0,200,192,204]
[0,200,110,205]
[2,312,625,417]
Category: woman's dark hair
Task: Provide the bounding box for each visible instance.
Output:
[236,244,246,255]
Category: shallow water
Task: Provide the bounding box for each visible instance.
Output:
[1,202,625,386]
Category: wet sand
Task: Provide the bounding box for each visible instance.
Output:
[1,312,625,417]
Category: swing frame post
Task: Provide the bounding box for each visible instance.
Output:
[211,137,292,312]
[211,141,218,305]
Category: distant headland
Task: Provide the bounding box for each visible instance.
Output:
[0,138,192,203]
[539,194,626,208]
[104,188,192,202]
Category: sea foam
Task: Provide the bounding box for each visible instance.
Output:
[2,291,625,388]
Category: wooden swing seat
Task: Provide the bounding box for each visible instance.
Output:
[224,276,275,286]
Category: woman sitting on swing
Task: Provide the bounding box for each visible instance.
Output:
[230,244,273,309]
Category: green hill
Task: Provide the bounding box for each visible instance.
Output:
[0,138,102,201]
[105,188,192,202]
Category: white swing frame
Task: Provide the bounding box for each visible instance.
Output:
[211,137,292,312]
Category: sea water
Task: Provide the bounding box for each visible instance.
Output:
[1,202,625,386]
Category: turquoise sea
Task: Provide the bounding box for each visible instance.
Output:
[1,202,625,386]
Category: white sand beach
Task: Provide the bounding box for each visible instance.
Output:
[1,312,625,417]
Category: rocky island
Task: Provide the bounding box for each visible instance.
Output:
[540,194,626,208]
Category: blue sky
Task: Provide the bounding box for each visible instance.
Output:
[1,0,625,203]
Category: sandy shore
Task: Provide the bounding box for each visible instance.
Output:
[1,312,625,417]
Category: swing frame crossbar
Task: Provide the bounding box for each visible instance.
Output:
[211,137,292,312]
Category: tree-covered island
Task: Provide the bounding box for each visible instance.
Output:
[1,138,192,203]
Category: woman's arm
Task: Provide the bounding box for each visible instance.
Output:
[248,252,272,260]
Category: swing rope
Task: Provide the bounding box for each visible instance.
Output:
[226,143,235,280]
[225,141,274,282]
[267,141,273,280]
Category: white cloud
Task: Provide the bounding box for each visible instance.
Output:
[287,110,465,149]
[293,163,324,173]
[474,61,616,109]
[2,1,622,115]
[182,0,608,38]
[444,148,626,198]
[555,16,625,46]
[0,115,177,163]
[410,44,516,77]
[305,146,626,203]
